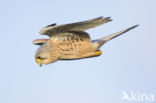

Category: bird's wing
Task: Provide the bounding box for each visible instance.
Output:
[39,16,112,37]
[33,39,49,45]
[99,25,139,42]
[50,31,91,43]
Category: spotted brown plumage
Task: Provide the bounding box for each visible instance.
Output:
[33,16,138,66]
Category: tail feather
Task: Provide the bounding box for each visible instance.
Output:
[92,24,139,49]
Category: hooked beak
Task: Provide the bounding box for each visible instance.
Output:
[36,58,42,67]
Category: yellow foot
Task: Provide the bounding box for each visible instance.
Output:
[95,50,102,56]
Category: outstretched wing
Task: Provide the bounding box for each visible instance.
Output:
[99,24,139,42]
[92,25,139,49]
[39,16,112,37]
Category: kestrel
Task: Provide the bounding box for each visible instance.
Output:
[33,17,138,66]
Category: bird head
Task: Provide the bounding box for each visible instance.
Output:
[35,42,57,66]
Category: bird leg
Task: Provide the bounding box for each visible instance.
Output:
[79,50,102,58]
[95,50,102,56]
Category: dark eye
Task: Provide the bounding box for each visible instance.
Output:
[36,55,46,60]
[37,55,41,59]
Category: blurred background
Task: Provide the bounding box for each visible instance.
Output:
[0,0,155,103]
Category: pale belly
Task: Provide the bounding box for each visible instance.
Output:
[57,40,96,60]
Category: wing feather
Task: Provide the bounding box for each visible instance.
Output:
[40,16,112,36]
[33,39,49,45]
[50,31,91,43]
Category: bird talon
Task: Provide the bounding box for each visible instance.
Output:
[95,50,102,56]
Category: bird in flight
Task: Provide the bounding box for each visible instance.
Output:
[33,17,138,66]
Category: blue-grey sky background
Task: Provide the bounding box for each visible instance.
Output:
[1,0,156,103]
